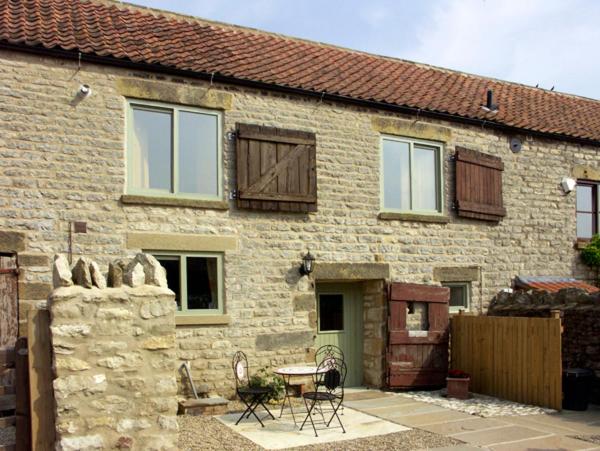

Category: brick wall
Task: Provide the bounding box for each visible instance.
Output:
[0,49,597,394]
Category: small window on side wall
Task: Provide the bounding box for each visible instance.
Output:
[442,282,470,313]
[381,136,443,214]
[153,252,223,315]
[576,181,598,239]
[127,99,222,199]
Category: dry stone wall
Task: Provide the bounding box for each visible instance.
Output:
[0,49,599,395]
[49,253,178,451]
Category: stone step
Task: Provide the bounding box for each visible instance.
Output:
[0,386,14,396]
[0,395,15,412]
[0,416,15,428]
[178,397,229,416]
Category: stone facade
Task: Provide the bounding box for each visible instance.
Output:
[0,48,598,395]
[49,253,178,450]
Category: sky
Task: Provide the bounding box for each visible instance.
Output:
[128,0,600,100]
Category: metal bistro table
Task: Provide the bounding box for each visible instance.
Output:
[274,366,326,426]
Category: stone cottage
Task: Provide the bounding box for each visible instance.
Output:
[1,0,600,394]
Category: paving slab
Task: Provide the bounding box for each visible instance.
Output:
[501,413,600,435]
[365,401,448,420]
[451,425,549,446]
[489,433,598,450]
[344,395,420,410]
[421,417,510,436]
[389,409,475,427]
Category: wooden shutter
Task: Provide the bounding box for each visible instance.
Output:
[455,147,506,221]
[236,124,317,212]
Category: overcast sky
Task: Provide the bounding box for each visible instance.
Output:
[128,0,600,100]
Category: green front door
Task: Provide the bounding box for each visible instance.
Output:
[315,283,364,387]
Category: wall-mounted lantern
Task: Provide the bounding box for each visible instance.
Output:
[300,250,315,276]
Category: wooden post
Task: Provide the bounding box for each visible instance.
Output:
[550,309,563,334]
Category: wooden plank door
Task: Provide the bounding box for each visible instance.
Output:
[387,283,450,389]
[0,254,18,349]
[316,283,363,387]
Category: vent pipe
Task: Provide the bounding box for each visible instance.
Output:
[483,89,498,112]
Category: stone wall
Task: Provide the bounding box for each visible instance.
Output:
[489,289,600,378]
[0,48,598,395]
[49,253,178,450]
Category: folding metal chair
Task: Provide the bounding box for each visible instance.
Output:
[300,357,347,437]
[232,351,275,427]
[314,344,345,414]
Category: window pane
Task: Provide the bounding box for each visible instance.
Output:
[449,286,467,308]
[187,257,219,310]
[319,294,344,331]
[179,112,219,196]
[577,185,593,212]
[577,213,593,239]
[131,108,172,191]
[154,256,181,310]
[413,145,439,211]
[383,140,410,210]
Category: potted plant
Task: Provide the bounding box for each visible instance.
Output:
[446,369,470,400]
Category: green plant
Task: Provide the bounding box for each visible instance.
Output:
[249,367,284,403]
[580,235,600,285]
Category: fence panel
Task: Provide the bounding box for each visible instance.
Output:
[451,314,562,410]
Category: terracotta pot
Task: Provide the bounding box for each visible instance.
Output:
[446,377,470,400]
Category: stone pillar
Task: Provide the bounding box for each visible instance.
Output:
[49,253,178,451]
[362,280,387,388]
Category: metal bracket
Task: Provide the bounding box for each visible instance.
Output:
[229,190,238,200]
[448,154,457,162]
[226,131,237,141]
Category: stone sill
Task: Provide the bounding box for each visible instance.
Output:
[378,212,450,224]
[121,194,229,210]
[176,314,230,326]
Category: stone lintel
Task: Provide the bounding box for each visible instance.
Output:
[127,232,237,252]
[0,231,26,253]
[255,331,313,351]
[116,78,233,110]
[313,263,390,281]
[572,164,600,182]
[433,266,480,282]
[371,116,452,142]
[18,282,52,300]
[18,253,50,267]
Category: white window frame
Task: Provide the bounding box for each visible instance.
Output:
[443,282,471,313]
[152,251,224,316]
[126,99,223,200]
[380,135,444,215]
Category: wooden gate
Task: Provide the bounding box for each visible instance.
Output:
[451,314,562,410]
[387,283,450,388]
[0,254,18,349]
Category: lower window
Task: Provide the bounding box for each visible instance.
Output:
[576,181,599,239]
[442,282,471,313]
[153,252,223,315]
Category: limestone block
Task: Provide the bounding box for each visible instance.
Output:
[124,262,145,287]
[53,374,107,400]
[55,357,91,371]
[51,324,91,337]
[89,261,106,289]
[58,434,104,451]
[133,253,168,288]
[72,257,93,288]
[142,336,175,350]
[107,260,128,288]
[53,254,73,288]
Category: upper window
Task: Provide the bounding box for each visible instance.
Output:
[442,282,471,313]
[127,100,221,199]
[577,181,599,239]
[381,136,443,213]
[153,252,223,315]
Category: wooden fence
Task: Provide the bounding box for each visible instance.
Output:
[451,314,562,410]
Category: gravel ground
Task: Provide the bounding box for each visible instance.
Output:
[178,415,462,451]
[401,390,555,417]
[0,426,15,446]
[571,434,600,445]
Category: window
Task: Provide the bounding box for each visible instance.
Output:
[381,136,443,213]
[577,182,599,239]
[442,282,471,313]
[318,294,344,332]
[127,100,221,199]
[153,252,223,315]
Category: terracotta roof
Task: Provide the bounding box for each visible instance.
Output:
[2,0,600,143]
[514,276,600,294]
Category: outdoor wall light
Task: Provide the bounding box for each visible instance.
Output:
[300,250,315,276]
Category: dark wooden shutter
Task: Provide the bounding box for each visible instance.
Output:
[236,124,317,212]
[455,147,506,221]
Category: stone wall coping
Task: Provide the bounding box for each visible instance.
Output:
[127,232,237,252]
[121,194,229,210]
[175,314,230,326]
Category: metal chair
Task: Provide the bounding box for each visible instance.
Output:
[300,357,347,437]
[232,351,275,427]
[314,345,345,414]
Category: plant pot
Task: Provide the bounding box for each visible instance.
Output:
[446,377,470,400]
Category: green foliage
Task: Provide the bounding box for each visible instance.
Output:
[580,235,600,268]
[249,367,284,403]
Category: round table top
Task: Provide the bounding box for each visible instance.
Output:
[274,366,324,376]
